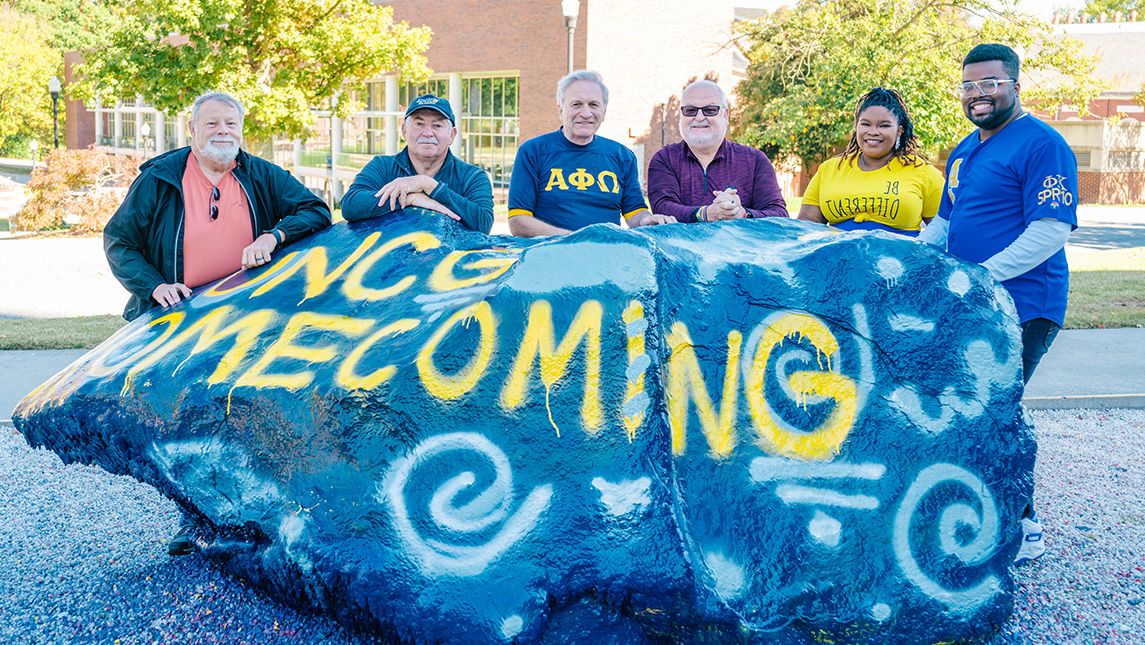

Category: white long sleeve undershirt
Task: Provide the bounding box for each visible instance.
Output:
[918,217,1072,283]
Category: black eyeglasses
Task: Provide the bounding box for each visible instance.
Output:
[209,186,220,220]
[682,105,719,118]
[681,105,722,117]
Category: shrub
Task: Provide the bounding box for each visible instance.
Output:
[12,146,139,234]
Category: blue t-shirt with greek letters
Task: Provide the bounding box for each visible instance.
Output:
[508,129,648,231]
[936,114,1078,325]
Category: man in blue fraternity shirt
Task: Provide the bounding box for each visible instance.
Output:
[508,70,676,236]
[919,43,1077,565]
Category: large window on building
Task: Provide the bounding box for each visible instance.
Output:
[462,76,518,188]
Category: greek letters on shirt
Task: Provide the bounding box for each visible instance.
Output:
[545,168,621,194]
[1037,174,1073,209]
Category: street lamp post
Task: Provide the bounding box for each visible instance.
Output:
[48,76,61,149]
[561,0,579,74]
[140,122,151,157]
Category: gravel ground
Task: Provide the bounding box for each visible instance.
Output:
[2,409,1143,645]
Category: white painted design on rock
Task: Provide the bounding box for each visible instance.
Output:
[592,476,652,517]
[888,314,935,333]
[750,457,885,482]
[776,484,879,510]
[379,432,552,578]
[808,510,842,548]
[500,615,524,640]
[893,463,1001,612]
[877,257,904,287]
[703,551,746,601]
[947,270,970,296]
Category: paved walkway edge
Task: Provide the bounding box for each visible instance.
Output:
[1023,393,1145,410]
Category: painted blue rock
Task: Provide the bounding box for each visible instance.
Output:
[16,211,1035,644]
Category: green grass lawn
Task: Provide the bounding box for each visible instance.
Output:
[0,315,126,350]
[1065,246,1145,330]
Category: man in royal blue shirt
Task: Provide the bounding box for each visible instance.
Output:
[919,43,1078,565]
[647,80,789,222]
[507,70,676,237]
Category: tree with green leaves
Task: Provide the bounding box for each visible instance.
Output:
[0,5,62,154]
[732,0,1107,170]
[12,0,120,51]
[1081,0,1145,16]
[74,0,432,142]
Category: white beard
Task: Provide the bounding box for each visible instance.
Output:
[199,136,241,163]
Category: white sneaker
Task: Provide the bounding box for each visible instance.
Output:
[1014,512,1046,564]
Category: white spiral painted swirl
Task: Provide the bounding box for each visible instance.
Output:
[893,463,1002,613]
[379,432,552,578]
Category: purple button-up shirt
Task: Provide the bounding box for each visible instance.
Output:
[647,139,789,222]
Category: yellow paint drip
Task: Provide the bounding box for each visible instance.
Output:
[500,300,603,432]
[744,313,856,461]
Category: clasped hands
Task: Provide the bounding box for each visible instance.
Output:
[375,175,460,221]
[704,187,746,221]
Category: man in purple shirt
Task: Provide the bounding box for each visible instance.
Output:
[648,80,789,222]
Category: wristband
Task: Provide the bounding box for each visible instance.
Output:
[269,228,284,244]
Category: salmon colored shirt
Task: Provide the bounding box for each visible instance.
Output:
[182,154,252,288]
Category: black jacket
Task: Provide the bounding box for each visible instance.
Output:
[104,147,331,320]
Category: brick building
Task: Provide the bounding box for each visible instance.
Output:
[70,0,785,203]
[1037,16,1145,203]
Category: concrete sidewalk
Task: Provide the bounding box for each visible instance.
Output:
[3,327,1142,421]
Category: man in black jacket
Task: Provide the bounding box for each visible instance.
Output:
[104,91,330,321]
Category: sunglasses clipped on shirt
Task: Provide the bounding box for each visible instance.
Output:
[209,185,220,220]
[680,105,722,117]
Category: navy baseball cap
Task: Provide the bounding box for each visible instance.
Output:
[405,95,455,125]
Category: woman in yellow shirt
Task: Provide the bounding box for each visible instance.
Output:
[798,87,942,236]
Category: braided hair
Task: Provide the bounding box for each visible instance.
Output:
[837,87,926,169]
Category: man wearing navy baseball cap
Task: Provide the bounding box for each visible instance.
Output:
[342,94,493,233]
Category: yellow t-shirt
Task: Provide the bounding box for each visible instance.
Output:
[802,156,943,232]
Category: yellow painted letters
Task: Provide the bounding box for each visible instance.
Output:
[342,232,441,302]
[417,301,497,400]
[744,313,856,460]
[501,300,603,433]
[337,318,421,391]
[429,249,520,292]
[666,324,742,457]
[251,233,382,303]
[235,312,373,391]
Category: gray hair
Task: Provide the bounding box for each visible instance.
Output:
[556,70,609,107]
[191,91,245,123]
[681,80,727,108]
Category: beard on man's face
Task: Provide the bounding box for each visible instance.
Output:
[199,136,241,163]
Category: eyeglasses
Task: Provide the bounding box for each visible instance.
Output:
[209,186,220,220]
[681,105,722,117]
[955,79,1015,98]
